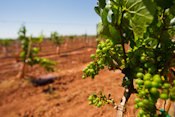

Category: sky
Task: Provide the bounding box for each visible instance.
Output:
[0,0,101,39]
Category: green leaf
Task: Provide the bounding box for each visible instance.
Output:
[105,1,111,10]
[33,37,43,43]
[99,0,106,9]
[108,10,113,22]
[170,17,175,26]
[97,20,104,34]
[124,0,156,40]
[129,39,136,48]
[155,0,174,8]
[94,6,100,16]
[121,17,134,43]
[109,25,121,43]
[102,8,108,26]
[145,37,157,48]
[161,31,171,49]
[122,67,135,87]
[122,76,130,87]
[171,6,175,17]
[156,20,162,27]
[97,21,121,44]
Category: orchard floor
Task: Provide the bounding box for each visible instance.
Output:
[0,39,174,117]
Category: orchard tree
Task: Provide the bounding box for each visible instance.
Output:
[83,0,175,116]
[38,31,44,51]
[51,32,63,54]
[17,24,57,78]
[0,39,12,56]
[69,35,75,43]
[0,39,3,54]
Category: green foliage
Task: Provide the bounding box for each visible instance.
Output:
[82,39,122,79]
[83,0,175,116]
[3,39,11,46]
[19,24,57,72]
[88,92,113,108]
[95,38,100,45]
[69,35,75,39]
[0,39,12,47]
[50,32,63,46]
[0,39,2,45]
[124,0,156,40]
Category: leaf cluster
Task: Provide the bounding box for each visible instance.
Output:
[88,92,113,108]
[19,24,57,72]
[0,39,13,47]
[50,32,63,46]
[83,0,175,116]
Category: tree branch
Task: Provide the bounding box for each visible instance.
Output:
[116,80,136,117]
[156,8,166,49]
[118,12,127,64]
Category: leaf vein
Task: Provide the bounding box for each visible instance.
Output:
[136,6,146,13]
[128,11,152,20]
[127,0,142,10]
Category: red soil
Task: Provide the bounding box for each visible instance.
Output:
[0,38,173,117]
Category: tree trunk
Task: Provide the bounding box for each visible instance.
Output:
[56,46,60,54]
[15,40,20,62]
[16,62,28,79]
[2,46,8,56]
[64,43,67,49]
[39,43,42,51]
[17,40,31,78]
[117,80,135,117]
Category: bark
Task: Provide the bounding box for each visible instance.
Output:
[17,40,31,78]
[16,62,27,78]
[2,46,8,56]
[116,80,135,117]
[39,43,42,51]
[15,40,20,62]
[56,46,60,54]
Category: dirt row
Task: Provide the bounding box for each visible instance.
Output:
[0,39,174,117]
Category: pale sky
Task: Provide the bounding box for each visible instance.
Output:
[0,0,101,39]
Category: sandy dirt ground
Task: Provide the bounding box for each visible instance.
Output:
[0,38,174,117]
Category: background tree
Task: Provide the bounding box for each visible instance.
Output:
[69,35,75,43]
[17,24,57,78]
[38,31,44,51]
[51,32,63,54]
[0,39,12,56]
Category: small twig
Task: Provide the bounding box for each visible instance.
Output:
[156,25,166,49]
[127,111,131,117]
[156,8,166,49]
[164,100,166,110]
[27,39,32,60]
[115,12,122,30]
[118,12,127,64]
[174,102,175,116]
[165,99,172,112]
[161,100,166,112]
